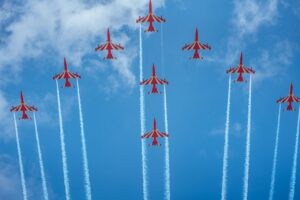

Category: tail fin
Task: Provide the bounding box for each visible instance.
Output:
[107,28,111,42]
[290,83,293,95]
[149,0,153,14]
[152,64,156,76]
[195,28,199,42]
[240,52,243,65]
[64,57,68,71]
[20,91,24,104]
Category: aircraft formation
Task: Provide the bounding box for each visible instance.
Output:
[8,0,300,200]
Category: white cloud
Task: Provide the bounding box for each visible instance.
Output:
[0,154,46,200]
[0,91,14,140]
[253,40,294,82]
[101,75,121,96]
[232,0,279,37]
[211,122,243,137]
[223,0,280,65]
[0,155,24,200]
[31,91,76,126]
[0,0,165,88]
[0,0,166,140]
[293,1,300,18]
[221,0,292,77]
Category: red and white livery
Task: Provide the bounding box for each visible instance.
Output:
[226,52,255,82]
[182,28,211,59]
[277,83,300,111]
[141,118,168,146]
[10,92,37,120]
[140,64,168,94]
[136,0,166,32]
[53,58,81,87]
[95,29,124,59]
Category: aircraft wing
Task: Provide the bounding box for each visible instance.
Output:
[226,67,238,74]
[141,131,154,139]
[194,42,211,50]
[201,43,211,50]
[136,15,150,23]
[141,131,168,139]
[292,96,300,103]
[140,78,153,85]
[156,78,168,85]
[182,43,195,50]
[25,105,38,112]
[95,43,123,51]
[10,105,22,112]
[136,14,165,23]
[182,42,211,51]
[10,105,37,112]
[276,96,290,103]
[53,72,65,80]
[226,66,255,74]
[140,77,168,86]
[243,67,255,74]
[95,43,108,51]
[67,72,81,79]
[156,130,168,138]
[152,15,166,23]
[202,44,211,50]
[110,43,124,50]
[53,72,80,80]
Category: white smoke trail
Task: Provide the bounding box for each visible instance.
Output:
[221,75,232,200]
[288,105,300,200]
[160,23,165,76]
[76,79,92,200]
[139,24,148,200]
[268,104,282,200]
[160,23,171,200]
[33,113,49,200]
[56,80,71,200]
[163,85,171,200]
[13,113,28,200]
[243,75,253,200]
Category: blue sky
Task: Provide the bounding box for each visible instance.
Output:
[0,0,300,199]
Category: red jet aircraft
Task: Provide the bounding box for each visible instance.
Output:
[10,92,37,120]
[277,83,300,111]
[226,52,255,82]
[140,64,168,94]
[95,29,124,59]
[182,28,211,59]
[136,0,166,32]
[141,118,168,146]
[53,58,81,87]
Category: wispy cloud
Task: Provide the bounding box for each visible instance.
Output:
[0,91,14,140]
[232,0,279,37]
[211,122,243,137]
[253,40,294,82]
[223,0,280,65]
[0,0,165,88]
[0,154,48,200]
[222,0,290,77]
[31,92,76,126]
[0,155,23,200]
[0,0,166,140]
